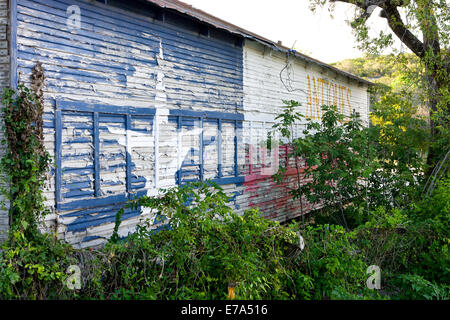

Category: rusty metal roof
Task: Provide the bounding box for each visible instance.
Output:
[146,0,373,86]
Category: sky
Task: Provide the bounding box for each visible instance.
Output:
[180,0,395,64]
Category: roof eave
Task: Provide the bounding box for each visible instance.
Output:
[146,0,374,86]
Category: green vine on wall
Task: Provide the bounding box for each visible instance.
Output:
[0,62,50,240]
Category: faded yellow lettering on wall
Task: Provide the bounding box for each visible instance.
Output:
[305,75,352,122]
[313,76,320,119]
[307,75,314,120]
[346,88,352,116]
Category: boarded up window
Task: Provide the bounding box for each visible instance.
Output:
[55,101,155,211]
[169,110,243,186]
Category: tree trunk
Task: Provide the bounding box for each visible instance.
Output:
[425,64,441,175]
[416,0,447,175]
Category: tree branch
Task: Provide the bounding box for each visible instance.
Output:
[330,0,426,58]
[380,4,425,58]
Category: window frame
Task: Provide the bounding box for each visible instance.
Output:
[55,100,156,211]
[169,109,244,186]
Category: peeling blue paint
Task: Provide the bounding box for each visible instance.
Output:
[54,101,154,235]
[16,0,244,243]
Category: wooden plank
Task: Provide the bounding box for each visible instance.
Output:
[55,108,62,204]
[93,112,100,197]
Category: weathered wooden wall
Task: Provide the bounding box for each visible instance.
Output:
[240,40,370,222]
[5,0,371,246]
[0,0,10,242]
[15,0,244,247]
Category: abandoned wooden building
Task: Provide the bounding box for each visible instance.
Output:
[0,0,372,247]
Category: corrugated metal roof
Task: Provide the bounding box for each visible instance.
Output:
[146,0,373,86]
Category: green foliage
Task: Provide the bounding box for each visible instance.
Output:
[0,82,74,300]
[311,0,449,174]
[274,102,375,229]
[273,96,432,229]
[271,96,448,299]
[332,54,426,112]
[87,181,301,300]
[0,77,445,300]
[352,207,414,278]
[0,179,446,300]
[0,84,51,239]
[272,100,307,224]
[392,274,449,300]
[0,230,75,299]
[368,92,429,209]
[85,182,386,300]
[273,100,304,140]
[352,178,449,295]
[408,178,449,283]
[298,224,378,299]
[332,54,420,85]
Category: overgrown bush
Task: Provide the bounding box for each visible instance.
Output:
[273,99,430,231]
[368,92,429,210]
[1,79,50,239]
[351,177,449,299]
[0,230,75,299]
[85,182,301,300]
[295,224,380,299]
[81,182,381,300]
[0,178,446,300]
[391,274,449,300]
[0,81,446,300]
[0,76,73,300]
[271,99,448,300]
[273,102,375,230]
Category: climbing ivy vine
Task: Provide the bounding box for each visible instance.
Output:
[0,62,50,240]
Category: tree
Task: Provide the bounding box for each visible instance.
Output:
[310,0,449,172]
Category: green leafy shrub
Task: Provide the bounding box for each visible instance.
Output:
[368,92,429,210]
[86,182,301,300]
[273,102,378,230]
[392,274,449,300]
[407,178,449,284]
[1,83,51,239]
[352,207,414,282]
[273,97,430,232]
[296,224,379,299]
[85,182,385,300]
[351,177,449,296]
[0,230,76,299]
[0,78,74,300]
